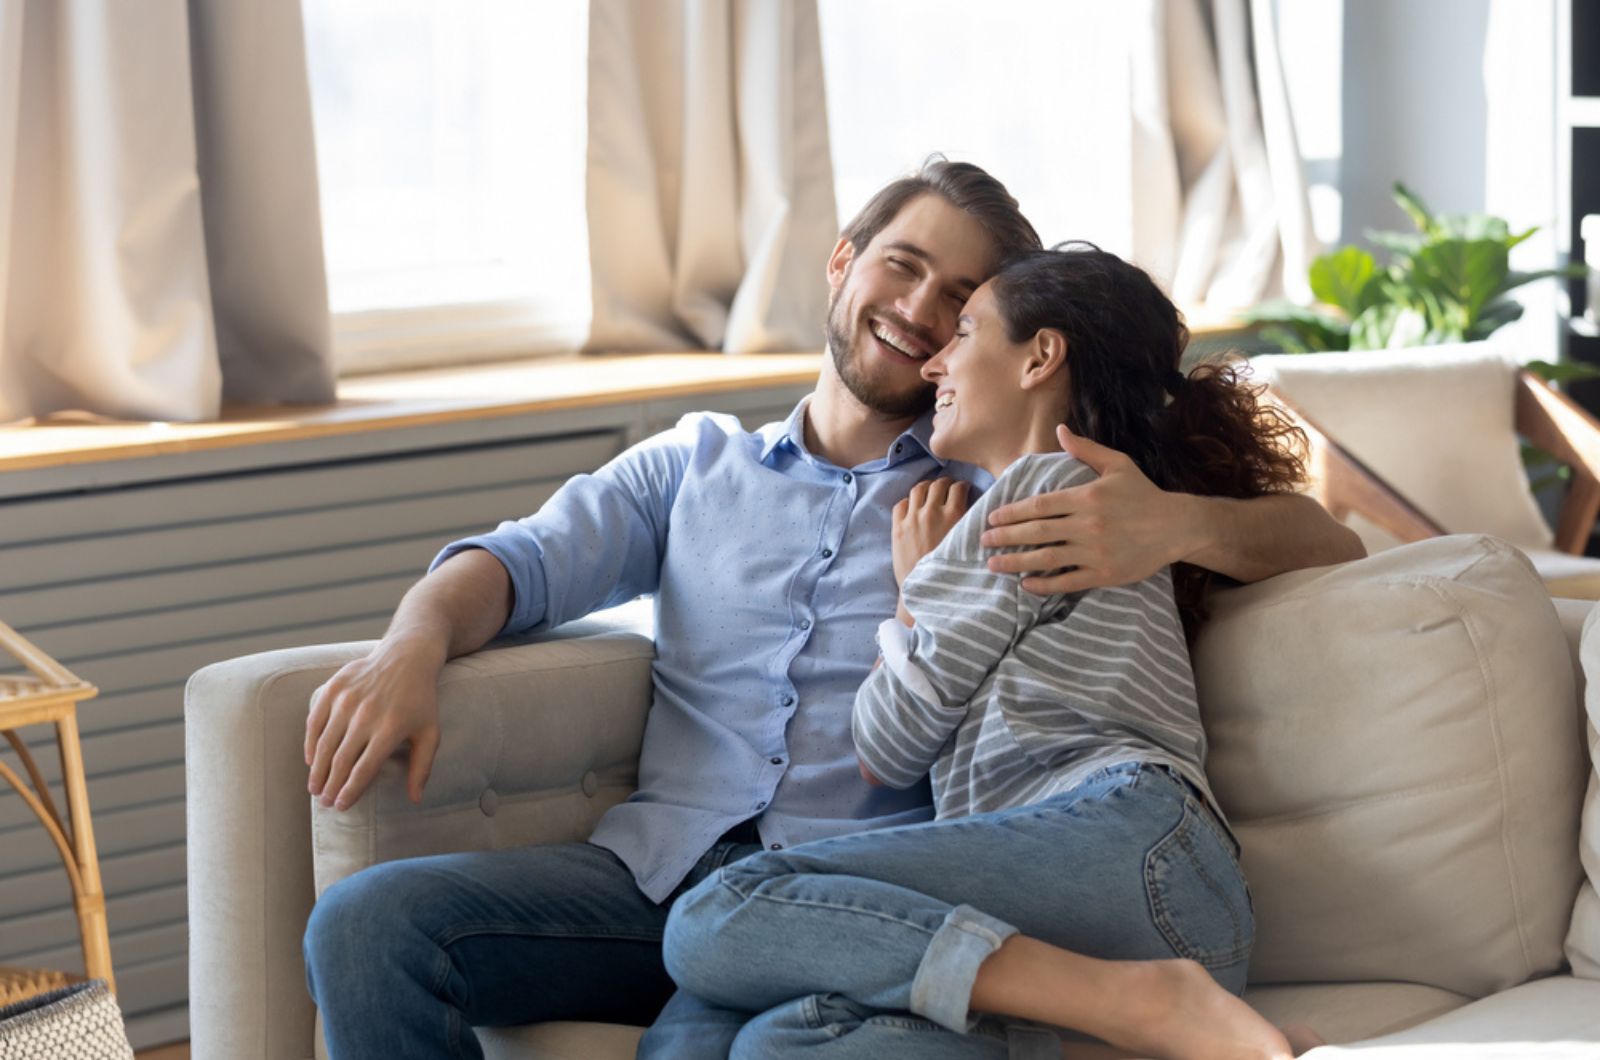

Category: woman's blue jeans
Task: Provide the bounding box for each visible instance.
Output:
[641,762,1253,1059]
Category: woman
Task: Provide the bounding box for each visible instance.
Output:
[651,244,1318,1059]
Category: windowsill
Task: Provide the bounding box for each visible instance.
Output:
[0,351,826,474]
[0,310,1250,476]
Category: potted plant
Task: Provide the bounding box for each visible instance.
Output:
[1246,182,1593,495]
[1247,183,1584,362]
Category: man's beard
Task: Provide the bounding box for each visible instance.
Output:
[824,291,936,419]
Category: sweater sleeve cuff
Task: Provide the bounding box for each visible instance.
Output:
[876,617,942,707]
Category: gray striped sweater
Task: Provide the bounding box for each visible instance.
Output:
[853,452,1222,822]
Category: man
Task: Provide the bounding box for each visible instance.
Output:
[302,159,1362,1057]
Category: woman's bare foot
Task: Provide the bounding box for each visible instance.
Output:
[1093,958,1302,1060]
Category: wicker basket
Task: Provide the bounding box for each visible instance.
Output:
[0,978,131,1059]
[0,967,80,1009]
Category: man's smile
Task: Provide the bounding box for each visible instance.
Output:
[869,318,933,361]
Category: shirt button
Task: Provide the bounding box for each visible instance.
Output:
[842,472,853,483]
[781,695,794,707]
[894,443,903,454]
[821,548,833,559]
[770,843,784,851]
[756,801,767,810]
[799,619,811,630]
[770,757,783,765]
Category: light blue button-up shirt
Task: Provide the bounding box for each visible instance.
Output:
[431,398,990,901]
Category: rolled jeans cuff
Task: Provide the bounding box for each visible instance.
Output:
[909,903,1018,1033]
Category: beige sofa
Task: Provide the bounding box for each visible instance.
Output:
[185,535,1600,1059]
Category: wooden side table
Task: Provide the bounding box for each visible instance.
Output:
[0,620,114,1005]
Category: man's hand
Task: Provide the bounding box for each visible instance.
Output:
[302,548,513,812]
[892,477,972,586]
[305,639,445,811]
[981,425,1192,595]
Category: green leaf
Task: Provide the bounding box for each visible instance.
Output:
[1256,326,1314,353]
[1346,306,1387,350]
[1507,225,1538,250]
[1527,358,1600,383]
[1349,303,1427,349]
[1393,182,1435,234]
[1466,298,1525,340]
[1411,238,1510,323]
[1367,230,1425,259]
[1432,213,1511,243]
[1502,265,1589,294]
[1241,301,1350,352]
[1308,246,1376,316]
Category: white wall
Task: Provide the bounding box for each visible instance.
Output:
[1339,0,1558,354]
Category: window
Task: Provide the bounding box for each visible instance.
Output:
[302,0,590,375]
[819,0,1138,256]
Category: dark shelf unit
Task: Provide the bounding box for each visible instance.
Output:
[1563,2,1600,412]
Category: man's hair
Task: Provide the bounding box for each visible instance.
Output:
[839,155,1043,268]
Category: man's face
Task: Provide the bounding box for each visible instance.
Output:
[824,194,997,418]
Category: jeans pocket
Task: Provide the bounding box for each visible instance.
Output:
[1143,799,1253,971]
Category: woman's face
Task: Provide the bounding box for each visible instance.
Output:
[919,281,1035,470]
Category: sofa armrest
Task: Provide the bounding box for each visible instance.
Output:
[184,603,654,1060]
[310,613,656,894]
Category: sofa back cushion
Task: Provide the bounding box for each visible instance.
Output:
[1193,534,1586,997]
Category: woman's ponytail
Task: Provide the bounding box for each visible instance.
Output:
[991,245,1308,636]
[1155,361,1308,634]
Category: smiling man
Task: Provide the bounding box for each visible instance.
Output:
[300,158,1363,1059]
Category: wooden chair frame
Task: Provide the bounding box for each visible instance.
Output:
[1268,369,1600,555]
[0,621,114,1003]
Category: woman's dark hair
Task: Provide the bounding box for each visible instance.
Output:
[990,242,1307,636]
[841,155,1042,268]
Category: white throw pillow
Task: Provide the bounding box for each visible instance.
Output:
[1566,606,1600,978]
[1246,345,1552,556]
[1194,535,1586,997]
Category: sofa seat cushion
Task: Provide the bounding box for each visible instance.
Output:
[474,982,1474,1060]
[481,1021,644,1060]
[1525,548,1600,601]
[1305,975,1600,1057]
[1243,981,1470,1046]
[1193,535,1587,996]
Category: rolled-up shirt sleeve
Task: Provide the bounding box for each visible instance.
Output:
[430,419,695,636]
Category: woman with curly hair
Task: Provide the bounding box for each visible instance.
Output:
[646,243,1322,1060]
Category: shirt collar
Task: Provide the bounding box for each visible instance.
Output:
[761,398,944,470]
[759,398,812,462]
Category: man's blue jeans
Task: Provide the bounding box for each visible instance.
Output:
[302,836,761,1058]
[641,762,1253,1059]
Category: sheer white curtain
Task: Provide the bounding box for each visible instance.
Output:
[584,0,838,353]
[1132,0,1318,310]
[821,0,1315,316]
[0,0,333,424]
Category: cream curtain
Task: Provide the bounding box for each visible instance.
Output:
[0,0,334,424]
[585,0,839,353]
[1131,0,1317,312]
